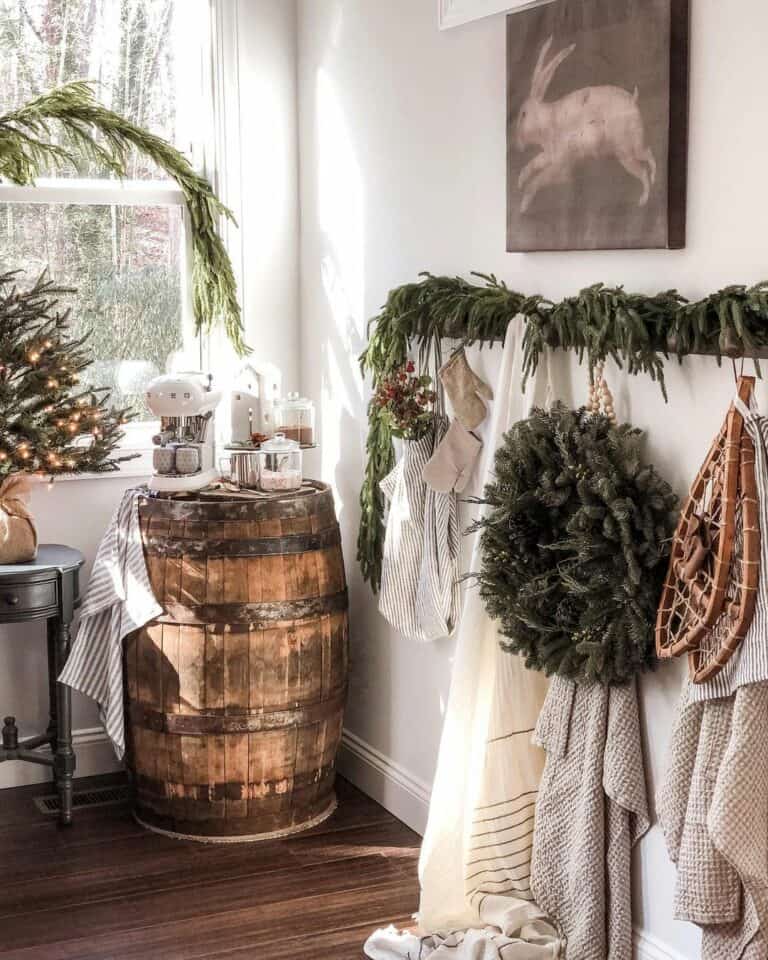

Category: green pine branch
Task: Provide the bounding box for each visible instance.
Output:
[0,270,135,477]
[357,270,768,591]
[0,81,246,355]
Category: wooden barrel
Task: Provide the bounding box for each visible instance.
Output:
[124,482,348,841]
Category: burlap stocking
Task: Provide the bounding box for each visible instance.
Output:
[439,348,494,431]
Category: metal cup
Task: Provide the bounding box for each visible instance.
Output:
[220,451,260,489]
[153,447,176,475]
[174,446,201,476]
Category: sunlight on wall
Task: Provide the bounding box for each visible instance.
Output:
[315,64,366,483]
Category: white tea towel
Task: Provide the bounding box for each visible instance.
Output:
[59,486,161,759]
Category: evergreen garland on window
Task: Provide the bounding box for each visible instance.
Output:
[0,82,246,354]
[470,404,677,685]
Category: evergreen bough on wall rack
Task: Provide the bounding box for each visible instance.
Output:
[359,270,768,592]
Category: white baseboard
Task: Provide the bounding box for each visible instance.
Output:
[633,928,692,960]
[0,726,120,790]
[337,728,431,835]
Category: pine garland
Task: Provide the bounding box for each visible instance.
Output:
[471,404,677,685]
[0,82,246,354]
[358,270,768,590]
[0,271,134,477]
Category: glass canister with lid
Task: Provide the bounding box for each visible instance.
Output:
[275,392,315,446]
[257,433,303,492]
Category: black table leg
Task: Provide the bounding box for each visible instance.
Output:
[54,620,75,827]
[45,618,58,772]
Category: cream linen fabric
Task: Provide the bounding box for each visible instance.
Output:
[531,676,650,960]
[366,895,561,960]
[365,324,560,960]
[659,682,768,959]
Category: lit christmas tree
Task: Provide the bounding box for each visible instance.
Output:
[0,270,134,477]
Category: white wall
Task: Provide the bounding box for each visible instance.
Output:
[0,0,301,790]
[297,2,768,957]
[223,0,300,390]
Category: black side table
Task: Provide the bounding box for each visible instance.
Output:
[0,544,84,825]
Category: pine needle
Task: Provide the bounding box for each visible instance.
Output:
[0,82,247,355]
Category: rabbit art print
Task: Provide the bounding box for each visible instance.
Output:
[506,0,689,252]
[515,36,657,214]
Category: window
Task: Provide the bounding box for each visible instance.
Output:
[0,0,214,464]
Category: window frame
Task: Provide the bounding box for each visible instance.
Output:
[0,179,196,477]
[0,0,231,479]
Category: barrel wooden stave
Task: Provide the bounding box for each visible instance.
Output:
[125,485,348,840]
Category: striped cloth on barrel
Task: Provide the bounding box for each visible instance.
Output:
[378,418,460,642]
[59,486,161,759]
[690,396,768,701]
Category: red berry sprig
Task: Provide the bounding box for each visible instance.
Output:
[373,362,437,440]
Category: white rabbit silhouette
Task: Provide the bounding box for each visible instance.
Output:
[515,35,657,213]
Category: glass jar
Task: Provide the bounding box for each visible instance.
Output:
[257,433,303,492]
[274,392,315,446]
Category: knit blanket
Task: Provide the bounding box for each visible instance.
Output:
[531,676,650,960]
[659,683,768,959]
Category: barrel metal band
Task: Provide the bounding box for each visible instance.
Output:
[139,483,333,522]
[152,588,349,625]
[143,525,341,558]
[131,687,347,735]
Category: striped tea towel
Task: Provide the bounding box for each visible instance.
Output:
[59,486,161,759]
[378,419,460,642]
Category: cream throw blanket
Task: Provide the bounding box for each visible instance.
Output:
[659,682,768,959]
[365,326,561,960]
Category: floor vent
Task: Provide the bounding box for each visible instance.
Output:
[34,783,131,815]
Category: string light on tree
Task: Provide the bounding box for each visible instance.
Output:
[0,271,135,481]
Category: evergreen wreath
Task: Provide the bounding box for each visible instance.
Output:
[470,403,677,685]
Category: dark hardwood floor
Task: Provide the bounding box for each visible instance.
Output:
[0,774,420,959]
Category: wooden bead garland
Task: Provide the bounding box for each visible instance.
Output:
[588,363,617,423]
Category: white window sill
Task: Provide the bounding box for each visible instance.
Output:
[34,448,154,483]
[45,468,153,483]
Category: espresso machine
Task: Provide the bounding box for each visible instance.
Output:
[145,372,222,493]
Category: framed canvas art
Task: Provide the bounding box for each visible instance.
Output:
[506,0,689,251]
[438,0,555,30]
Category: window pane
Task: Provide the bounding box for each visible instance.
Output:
[0,202,184,420]
[0,0,178,179]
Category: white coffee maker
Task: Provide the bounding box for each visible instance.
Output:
[145,372,222,493]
